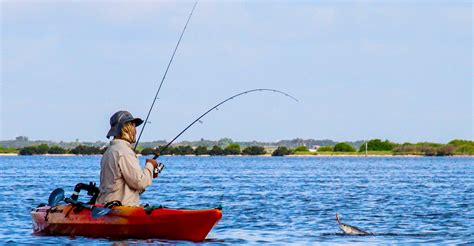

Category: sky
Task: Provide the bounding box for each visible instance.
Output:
[1,0,472,143]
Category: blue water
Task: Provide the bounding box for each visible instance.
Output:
[0,156,472,244]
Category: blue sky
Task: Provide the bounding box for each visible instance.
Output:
[1,1,472,143]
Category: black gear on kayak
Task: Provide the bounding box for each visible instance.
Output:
[70,182,100,204]
[64,197,113,218]
[144,204,166,215]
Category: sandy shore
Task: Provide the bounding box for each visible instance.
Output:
[0,153,18,156]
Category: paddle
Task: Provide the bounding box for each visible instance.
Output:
[48,188,65,206]
[91,207,112,218]
[64,197,112,219]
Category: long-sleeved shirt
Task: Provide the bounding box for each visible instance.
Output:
[96,139,154,206]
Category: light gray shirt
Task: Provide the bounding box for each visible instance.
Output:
[96,139,154,206]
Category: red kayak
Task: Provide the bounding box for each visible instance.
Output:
[31,204,222,242]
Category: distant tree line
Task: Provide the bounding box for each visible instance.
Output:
[315,139,474,156]
[141,144,267,156]
[13,139,474,157]
[272,146,294,156]
[18,144,104,155]
[392,140,474,156]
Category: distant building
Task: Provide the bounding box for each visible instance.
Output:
[16,136,28,141]
[309,145,320,152]
[263,146,278,153]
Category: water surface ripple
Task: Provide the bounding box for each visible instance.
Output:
[0,156,472,244]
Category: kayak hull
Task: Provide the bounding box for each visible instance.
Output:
[31,205,222,242]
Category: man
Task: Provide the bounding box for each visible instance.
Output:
[96,110,164,206]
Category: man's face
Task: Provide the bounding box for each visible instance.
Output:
[130,122,137,143]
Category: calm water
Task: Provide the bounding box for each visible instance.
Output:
[0,156,472,244]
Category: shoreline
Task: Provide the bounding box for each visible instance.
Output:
[1,153,472,157]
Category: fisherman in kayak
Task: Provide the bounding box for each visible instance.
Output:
[96,110,164,206]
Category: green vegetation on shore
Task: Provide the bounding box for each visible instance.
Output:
[392,140,473,156]
[0,145,17,154]
[140,145,267,156]
[138,139,473,157]
[18,144,104,155]
[272,146,294,156]
[334,142,356,152]
[3,137,473,157]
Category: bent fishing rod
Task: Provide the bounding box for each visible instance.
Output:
[152,88,299,160]
[134,0,199,151]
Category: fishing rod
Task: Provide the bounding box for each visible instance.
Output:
[152,88,299,160]
[134,0,199,151]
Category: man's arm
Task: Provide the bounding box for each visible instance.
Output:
[118,154,154,191]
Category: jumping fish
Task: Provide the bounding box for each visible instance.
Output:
[336,213,370,235]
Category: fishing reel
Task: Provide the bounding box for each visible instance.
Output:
[153,162,165,178]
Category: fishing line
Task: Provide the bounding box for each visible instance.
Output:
[152,88,299,159]
[135,0,199,151]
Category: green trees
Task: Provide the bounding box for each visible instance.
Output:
[448,139,474,155]
[393,142,459,156]
[19,146,38,155]
[242,146,266,155]
[19,144,74,155]
[194,146,209,155]
[334,142,356,152]
[317,146,334,152]
[224,144,241,155]
[131,144,267,156]
[155,146,175,155]
[435,145,455,156]
[454,145,474,155]
[0,145,17,154]
[140,144,239,156]
[448,139,474,147]
[141,148,156,156]
[142,145,208,156]
[70,145,102,155]
[18,144,50,155]
[272,146,293,156]
[174,146,194,155]
[36,144,49,154]
[392,144,418,155]
[209,146,224,156]
[48,146,67,154]
[359,139,397,152]
[294,145,309,152]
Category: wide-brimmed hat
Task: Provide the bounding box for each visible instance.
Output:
[106,110,144,138]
